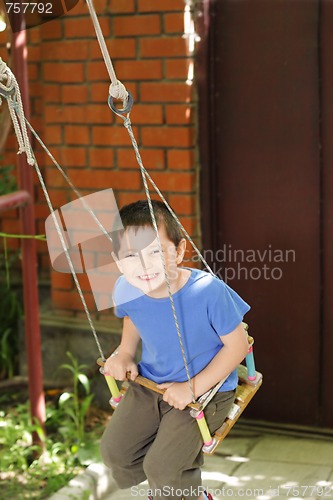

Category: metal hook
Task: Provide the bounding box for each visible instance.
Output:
[108,91,134,116]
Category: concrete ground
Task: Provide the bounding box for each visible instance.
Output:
[49,425,333,500]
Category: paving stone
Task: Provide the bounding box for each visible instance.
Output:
[86,463,117,498]
[48,463,116,500]
[248,436,333,466]
[324,471,333,498]
[105,481,150,499]
[214,435,263,459]
[201,453,245,489]
[218,459,332,498]
[48,472,96,499]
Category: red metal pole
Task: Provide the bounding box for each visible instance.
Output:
[0,190,31,214]
[10,9,46,438]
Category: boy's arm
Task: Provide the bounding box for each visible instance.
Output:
[104,316,141,381]
[158,322,249,409]
[192,322,249,398]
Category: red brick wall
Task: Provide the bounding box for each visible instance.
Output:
[0,0,199,319]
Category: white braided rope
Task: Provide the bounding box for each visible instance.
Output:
[109,80,128,104]
[85,0,128,107]
[0,58,34,166]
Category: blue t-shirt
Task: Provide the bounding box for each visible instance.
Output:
[114,268,250,392]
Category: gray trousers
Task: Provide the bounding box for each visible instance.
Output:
[100,382,235,500]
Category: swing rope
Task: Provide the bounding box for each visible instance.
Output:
[0,0,217,403]
[85,0,129,109]
[0,59,34,166]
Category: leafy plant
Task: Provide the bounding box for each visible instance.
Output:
[0,403,43,471]
[58,352,95,456]
[0,401,82,498]
[0,164,17,196]
[0,353,105,498]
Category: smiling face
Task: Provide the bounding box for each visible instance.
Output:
[114,223,186,297]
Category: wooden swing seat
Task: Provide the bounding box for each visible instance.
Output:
[109,363,262,455]
[98,324,263,455]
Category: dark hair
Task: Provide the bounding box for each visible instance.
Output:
[112,200,183,256]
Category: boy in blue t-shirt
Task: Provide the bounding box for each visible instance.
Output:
[100,200,250,500]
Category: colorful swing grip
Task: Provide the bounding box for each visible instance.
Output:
[195,411,213,446]
[97,358,123,406]
[245,336,257,381]
[104,373,122,402]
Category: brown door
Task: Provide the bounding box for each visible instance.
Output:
[198,0,333,426]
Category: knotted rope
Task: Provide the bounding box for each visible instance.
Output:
[0,58,34,166]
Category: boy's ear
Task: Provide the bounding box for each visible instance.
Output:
[176,238,187,264]
[112,251,123,273]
